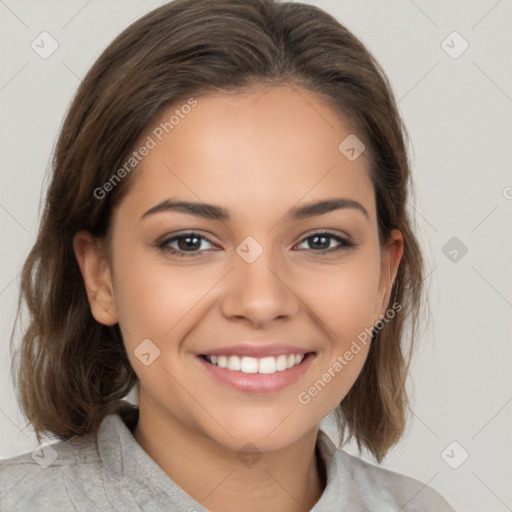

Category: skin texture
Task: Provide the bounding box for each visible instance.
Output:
[73,84,403,512]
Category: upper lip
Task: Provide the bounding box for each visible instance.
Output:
[199,344,315,358]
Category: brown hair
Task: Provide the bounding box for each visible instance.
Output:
[11,0,425,462]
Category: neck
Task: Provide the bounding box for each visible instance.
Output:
[133,393,326,512]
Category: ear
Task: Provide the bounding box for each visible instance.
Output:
[73,231,118,326]
[374,229,404,322]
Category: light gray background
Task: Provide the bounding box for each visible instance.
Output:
[1,1,511,511]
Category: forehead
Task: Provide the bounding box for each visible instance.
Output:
[119,84,375,224]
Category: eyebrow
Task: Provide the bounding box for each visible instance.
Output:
[140,197,369,222]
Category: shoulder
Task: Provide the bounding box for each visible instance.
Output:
[335,449,456,511]
[315,430,455,511]
[0,435,105,511]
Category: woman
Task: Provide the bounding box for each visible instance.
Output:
[1,0,455,510]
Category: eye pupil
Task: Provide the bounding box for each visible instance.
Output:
[178,236,201,251]
[310,235,330,250]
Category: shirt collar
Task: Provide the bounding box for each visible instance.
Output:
[98,405,210,510]
[97,405,342,510]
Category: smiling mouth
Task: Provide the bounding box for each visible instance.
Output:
[200,353,314,374]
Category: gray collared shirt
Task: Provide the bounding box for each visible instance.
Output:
[0,409,455,511]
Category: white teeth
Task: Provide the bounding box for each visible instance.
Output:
[240,356,259,373]
[205,353,306,374]
[227,355,241,371]
[258,357,276,374]
[276,355,288,371]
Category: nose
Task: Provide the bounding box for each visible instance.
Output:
[219,244,300,328]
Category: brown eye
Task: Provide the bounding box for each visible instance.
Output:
[296,231,356,253]
[158,232,215,257]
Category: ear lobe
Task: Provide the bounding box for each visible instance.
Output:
[376,229,404,319]
[73,231,118,326]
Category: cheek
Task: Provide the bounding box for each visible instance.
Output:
[114,267,194,337]
[299,254,381,340]
[112,248,223,353]
[293,254,379,408]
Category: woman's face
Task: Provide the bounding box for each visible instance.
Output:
[80,84,402,452]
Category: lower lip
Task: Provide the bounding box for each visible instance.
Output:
[197,354,315,394]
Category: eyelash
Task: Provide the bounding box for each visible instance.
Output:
[157,230,356,258]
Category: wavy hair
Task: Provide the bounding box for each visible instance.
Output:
[11,0,426,462]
